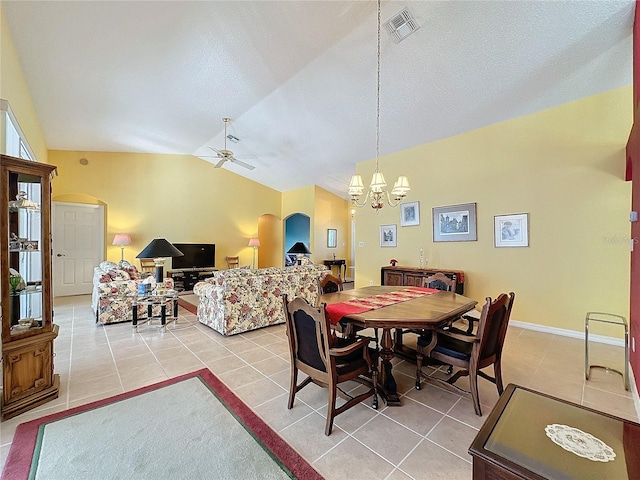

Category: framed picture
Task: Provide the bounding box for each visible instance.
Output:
[400,201,420,227]
[433,203,477,242]
[380,224,397,247]
[494,213,529,247]
[327,229,337,248]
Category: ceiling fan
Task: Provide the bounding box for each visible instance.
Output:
[207,117,256,170]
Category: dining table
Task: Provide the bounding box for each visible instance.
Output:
[320,285,477,406]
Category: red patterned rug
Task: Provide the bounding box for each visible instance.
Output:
[2,368,322,480]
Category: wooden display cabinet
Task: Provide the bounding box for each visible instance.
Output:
[1,154,59,420]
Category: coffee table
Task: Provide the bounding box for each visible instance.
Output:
[131,290,180,332]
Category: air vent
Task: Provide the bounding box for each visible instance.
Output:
[226,134,240,143]
[384,8,420,43]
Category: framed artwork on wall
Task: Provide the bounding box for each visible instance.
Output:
[494,213,529,247]
[327,229,337,248]
[380,224,397,247]
[433,203,477,242]
[400,201,420,227]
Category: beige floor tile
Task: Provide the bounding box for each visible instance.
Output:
[582,386,639,421]
[447,397,491,429]
[203,354,248,375]
[313,437,395,480]
[380,397,444,436]
[234,377,287,408]
[332,402,379,434]
[252,355,290,376]
[385,468,415,480]
[279,412,349,462]
[352,415,423,465]
[398,438,472,479]
[404,382,461,414]
[217,364,266,390]
[426,416,478,460]
[253,393,314,432]
[234,345,274,364]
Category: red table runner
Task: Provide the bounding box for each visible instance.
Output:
[324,287,440,325]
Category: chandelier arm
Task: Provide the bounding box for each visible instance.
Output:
[385,191,404,208]
[351,191,371,208]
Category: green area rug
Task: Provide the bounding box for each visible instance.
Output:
[2,369,322,480]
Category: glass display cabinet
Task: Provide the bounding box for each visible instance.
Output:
[1,154,59,420]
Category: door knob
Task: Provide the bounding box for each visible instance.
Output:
[56,253,65,257]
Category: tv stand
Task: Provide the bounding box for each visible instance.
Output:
[167,268,217,292]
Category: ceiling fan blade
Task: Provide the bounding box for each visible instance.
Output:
[230,156,255,170]
[234,153,258,160]
[208,146,223,155]
[214,158,227,168]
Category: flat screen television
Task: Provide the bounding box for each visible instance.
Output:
[171,243,215,270]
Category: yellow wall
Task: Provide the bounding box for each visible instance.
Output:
[0,6,48,162]
[313,185,350,269]
[353,86,632,337]
[49,151,282,269]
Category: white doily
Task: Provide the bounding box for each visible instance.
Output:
[544,424,616,462]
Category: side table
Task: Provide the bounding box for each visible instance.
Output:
[131,290,180,332]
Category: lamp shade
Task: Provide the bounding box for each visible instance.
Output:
[248,238,261,248]
[287,242,311,255]
[136,238,184,259]
[112,233,131,246]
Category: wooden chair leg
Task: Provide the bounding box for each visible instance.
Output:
[494,358,504,395]
[415,351,424,390]
[326,383,338,435]
[371,360,379,410]
[287,365,298,409]
[469,371,482,416]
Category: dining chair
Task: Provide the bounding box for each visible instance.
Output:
[283,295,378,435]
[415,292,515,416]
[225,256,239,269]
[139,258,156,273]
[423,272,477,334]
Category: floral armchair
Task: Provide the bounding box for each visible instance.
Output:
[193,264,328,336]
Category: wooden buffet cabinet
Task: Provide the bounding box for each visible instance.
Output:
[381,265,465,294]
[1,154,59,420]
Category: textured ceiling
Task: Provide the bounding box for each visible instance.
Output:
[3,1,634,198]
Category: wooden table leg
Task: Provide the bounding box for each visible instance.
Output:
[379,328,401,406]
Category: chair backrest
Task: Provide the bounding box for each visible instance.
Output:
[139,258,155,273]
[318,273,343,295]
[226,256,240,269]
[476,292,515,362]
[422,272,456,292]
[283,295,331,373]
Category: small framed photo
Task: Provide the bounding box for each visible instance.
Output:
[327,229,337,248]
[433,203,477,242]
[380,224,397,247]
[495,213,529,247]
[400,201,420,227]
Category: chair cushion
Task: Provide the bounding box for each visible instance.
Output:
[417,331,472,361]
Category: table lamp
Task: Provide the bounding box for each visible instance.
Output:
[112,233,131,265]
[248,238,260,269]
[136,238,184,283]
[287,242,311,265]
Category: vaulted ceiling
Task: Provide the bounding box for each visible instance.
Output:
[3,1,634,198]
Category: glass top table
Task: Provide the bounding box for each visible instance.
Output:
[469,384,640,480]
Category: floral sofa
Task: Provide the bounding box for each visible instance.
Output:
[193,263,328,336]
[92,261,173,325]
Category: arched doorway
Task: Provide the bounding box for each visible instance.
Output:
[284,213,311,266]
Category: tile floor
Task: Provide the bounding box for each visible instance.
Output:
[1,295,638,479]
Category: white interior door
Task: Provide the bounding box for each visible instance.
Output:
[53,202,104,296]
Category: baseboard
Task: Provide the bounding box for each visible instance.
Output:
[510,319,625,347]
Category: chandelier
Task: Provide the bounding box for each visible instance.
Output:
[348,0,410,211]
